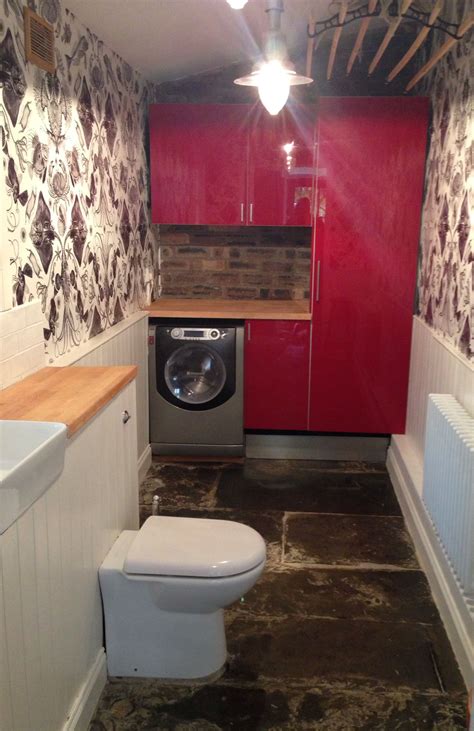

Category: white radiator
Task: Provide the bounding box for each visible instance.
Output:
[423,394,474,608]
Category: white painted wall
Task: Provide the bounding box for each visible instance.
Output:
[0,380,139,730]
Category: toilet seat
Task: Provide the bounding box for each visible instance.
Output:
[124,516,266,578]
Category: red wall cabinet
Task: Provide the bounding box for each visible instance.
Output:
[247,104,315,226]
[149,103,315,227]
[244,320,311,430]
[149,104,249,225]
[308,97,429,434]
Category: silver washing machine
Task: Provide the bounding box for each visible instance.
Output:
[148,319,244,456]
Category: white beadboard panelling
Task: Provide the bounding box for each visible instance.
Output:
[0,553,14,731]
[404,317,473,474]
[1,524,31,730]
[0,380,138,730]
[52,313,149,463]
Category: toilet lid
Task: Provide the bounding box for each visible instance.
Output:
[124,516,266,578]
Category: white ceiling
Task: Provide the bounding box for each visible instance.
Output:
[64,0,334,83]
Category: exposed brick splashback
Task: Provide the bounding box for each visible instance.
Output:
[159,226,311,300]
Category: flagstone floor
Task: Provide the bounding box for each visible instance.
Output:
[90,458,467,730]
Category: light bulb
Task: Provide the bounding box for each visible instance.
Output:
[257,60,290,116]
[227,0,248,8]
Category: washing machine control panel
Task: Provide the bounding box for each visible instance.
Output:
[169,327,226,341]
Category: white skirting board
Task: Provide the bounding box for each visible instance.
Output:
[387,439,473,688]
[62,650,107,731]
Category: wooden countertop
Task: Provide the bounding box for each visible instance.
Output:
[0,366,137,437]
[145,298,312,320]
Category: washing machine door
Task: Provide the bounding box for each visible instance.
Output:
[164,344,226,405]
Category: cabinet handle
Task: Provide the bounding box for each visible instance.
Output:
[249,202,253,223]
[315,260,321,302]
[122,410,131,424]
[240,203,244,223]
[247,322,251,341]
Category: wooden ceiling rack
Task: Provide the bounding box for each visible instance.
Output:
[368,0,413,75]
[327,1,348,79]
[386,0,443,82]
[306,1,472,89]
[405,10,474,90]
[347,0,377,74]
[306,12,316,77]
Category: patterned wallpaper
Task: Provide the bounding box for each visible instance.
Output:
[0,0,158,357]
[417,20,473,361]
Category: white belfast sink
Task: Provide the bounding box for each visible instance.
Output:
[0,420,67,534]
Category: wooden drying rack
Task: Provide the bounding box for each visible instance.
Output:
[305,0,473,89]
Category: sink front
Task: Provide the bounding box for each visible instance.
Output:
[0,420,67,534]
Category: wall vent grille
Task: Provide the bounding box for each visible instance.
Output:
[24,7,56,73]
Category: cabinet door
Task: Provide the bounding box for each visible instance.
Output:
[309,97,429,434]
[150,104,249,225]
[247,103,316,226]
[244,320,310,430]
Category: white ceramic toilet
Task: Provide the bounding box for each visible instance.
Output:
[99,516,266,679]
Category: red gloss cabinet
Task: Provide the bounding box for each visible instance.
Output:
[149,104,249,225]
[149,103,315,226]
[244,320,311,430]
[308,97,429,433]
[247,104,315,226]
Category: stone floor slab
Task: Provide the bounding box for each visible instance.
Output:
[228,567,442,625]
[285,513,419,569]
[140,462,219,508]
[90,679,467,730]
[225,616,465,693]
[216,460,401,515]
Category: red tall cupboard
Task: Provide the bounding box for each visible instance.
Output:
[308,97,429,434]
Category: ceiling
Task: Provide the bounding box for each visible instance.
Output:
[64,0,354,83]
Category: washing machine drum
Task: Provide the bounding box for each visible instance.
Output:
[164,344,227,405]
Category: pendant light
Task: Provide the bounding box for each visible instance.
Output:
[234,0,313,115]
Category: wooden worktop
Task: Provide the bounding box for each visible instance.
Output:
[0,366,137,437]
[146,298,312,320]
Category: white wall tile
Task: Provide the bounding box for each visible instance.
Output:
[0,301,45,389]
[0,332,19,361]
[22,324,44,351]
[24,301,43,327]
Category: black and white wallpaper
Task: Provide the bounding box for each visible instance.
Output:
[417,13,473,361]
[0,0,158,357]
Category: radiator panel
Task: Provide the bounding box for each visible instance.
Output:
[423,394,474,607]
